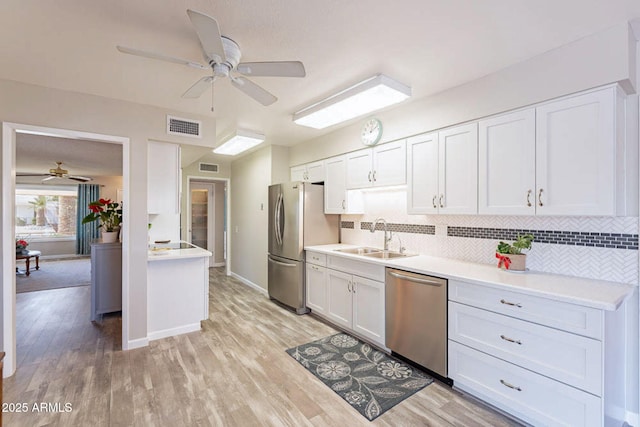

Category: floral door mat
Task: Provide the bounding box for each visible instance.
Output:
[286,332,433,421]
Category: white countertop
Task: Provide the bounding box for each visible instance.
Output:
[305,244,635,311]
[147,241,212,261]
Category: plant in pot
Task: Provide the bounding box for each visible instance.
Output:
[82,198,122,243]
[496,234,534,271]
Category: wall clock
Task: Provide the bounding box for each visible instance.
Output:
[360,118,383,146]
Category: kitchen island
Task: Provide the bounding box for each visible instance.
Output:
[147,241,212,340]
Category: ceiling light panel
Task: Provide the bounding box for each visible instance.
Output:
[213,129,265,156]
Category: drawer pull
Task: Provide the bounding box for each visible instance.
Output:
[500,299,522,308]
[500,334,522,345]
[500,379,522,392]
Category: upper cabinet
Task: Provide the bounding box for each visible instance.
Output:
[478,86,628,216]
[478,109,536,215]
[148,141,180,214]
[407,124,478,214]
[290,160,325,183]
[324,155,363,214]
[346,140,406,189]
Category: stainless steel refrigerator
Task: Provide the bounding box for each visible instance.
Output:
[268,182,339,314]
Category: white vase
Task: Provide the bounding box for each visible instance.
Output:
[102,231,119,243]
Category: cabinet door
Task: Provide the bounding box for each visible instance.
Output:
[372,140,406,187]
[324,156,347,213]
[438,123,478,214]
[536,88,616,215]
[326,269,353,329]
[352,276,385,346]
[148,141,180,214]
[306,263,327,316]
[290,165,307,182]
[306,160,325,183]
[478,109,536,215]
[346,149,373,189]
[407,132,439,214]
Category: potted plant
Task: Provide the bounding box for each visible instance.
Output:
[15,238,29,254]
[496,234,534,271]
[82,198,122,243]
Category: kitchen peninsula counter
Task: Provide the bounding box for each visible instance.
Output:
[147,241,212,340]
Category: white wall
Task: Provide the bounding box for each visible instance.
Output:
[0,78,216,350]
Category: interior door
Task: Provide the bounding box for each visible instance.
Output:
[189,182,214,264]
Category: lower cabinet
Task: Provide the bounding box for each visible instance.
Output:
[306,251,385,347]
[90,241,122,321]
[448,279,625,427]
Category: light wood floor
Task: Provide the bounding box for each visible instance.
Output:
[4,267,520,426]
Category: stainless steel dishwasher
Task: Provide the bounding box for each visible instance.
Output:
[386,268,448,378]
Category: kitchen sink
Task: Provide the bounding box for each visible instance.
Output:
[362,251,417,259]
[334,247,382,255]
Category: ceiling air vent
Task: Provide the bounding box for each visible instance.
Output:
[199,163,219,173]
[167,115,202,138]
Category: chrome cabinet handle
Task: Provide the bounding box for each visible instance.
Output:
[347,282,352,292]
[352,283,356,293]
[432,195,437,209]
[500,379,522,392]
[538,188,544,207]
[526,189,532,207]
[342,200,346,210]
[368,171,372,182]
[372,171,377,182]
[500,299,522,308]
[439,194,444,208]
[500,335,522,345]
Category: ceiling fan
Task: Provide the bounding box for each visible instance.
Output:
[116,9,306,106]
[17,161,93,183]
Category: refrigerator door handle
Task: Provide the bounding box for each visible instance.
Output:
[268,256,297,267]
[274,193,283,245]
[277,192,284,245]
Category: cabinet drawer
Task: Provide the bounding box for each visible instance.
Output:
[306,251,327,266]
[449,341,601,427]
[449,280,602,339]
[449,302,602,395]
[327,255,385,282]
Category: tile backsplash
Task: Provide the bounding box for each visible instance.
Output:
[340,188,639,285]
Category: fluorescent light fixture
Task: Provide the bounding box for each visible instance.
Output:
[293,74,411,129]
[213,129,265,155]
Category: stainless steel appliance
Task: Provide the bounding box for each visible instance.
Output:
[385,268,448,378]
[268,182,339,314]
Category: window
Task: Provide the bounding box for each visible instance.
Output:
[16,185,78,240]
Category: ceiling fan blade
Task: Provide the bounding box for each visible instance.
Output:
[182,76,215,99]
[41,176,57,182]
[237,61,306,78]
[187,9,226,64]
[16,173,51,177]
[67,176,93,182]
[231,76,277,106]
[116,46,208,71]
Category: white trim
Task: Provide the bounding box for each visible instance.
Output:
[147,323,201,341]
[230,271,268,295]
[126,337,149,350]
[625,410,639,427]
[211,262,226,267]
[2,122,131,376]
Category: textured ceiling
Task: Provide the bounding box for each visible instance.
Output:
[2,0,640,154]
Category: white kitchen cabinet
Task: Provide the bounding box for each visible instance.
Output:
[535,87,619,216]
[407,132,439,214]
[290,160,325,183]
[448,279,626,426]
[148,141,180,214]
[324,155,364,214]
[306,251,328,316]
[346,140,406,189]
[407,124,477,214]
[307,253,385,347]
[478,109,536,215]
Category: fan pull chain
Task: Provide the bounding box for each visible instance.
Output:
[211,77,215,113]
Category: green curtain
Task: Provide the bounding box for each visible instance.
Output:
[76,184,100,255]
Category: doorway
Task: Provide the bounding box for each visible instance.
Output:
[187,178,227,269]
[2,122,130,377]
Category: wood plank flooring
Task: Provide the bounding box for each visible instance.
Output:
[4,267,520,426]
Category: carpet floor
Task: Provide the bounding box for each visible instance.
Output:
[287,332,433,421]
[16,257,90,293]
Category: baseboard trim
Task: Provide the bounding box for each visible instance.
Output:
[229,272,268,295]
[211,262,226,267]
[148,323,201,342]
[624,410,639,426]
[126,337,149,350]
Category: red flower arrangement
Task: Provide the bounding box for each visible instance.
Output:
[82,198,122,232]
[15,238,28,251]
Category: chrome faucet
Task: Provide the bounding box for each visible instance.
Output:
[370,218,392,251]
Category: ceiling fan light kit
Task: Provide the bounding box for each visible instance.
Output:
[117,9,306,107]
[17,161,92,182]
[213,129,266,156]
[292,74,411,129]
